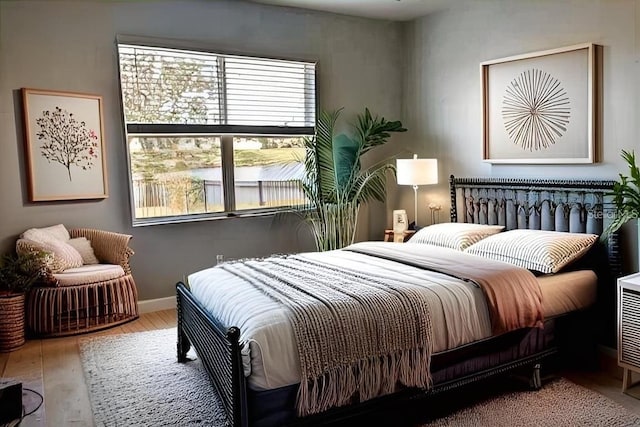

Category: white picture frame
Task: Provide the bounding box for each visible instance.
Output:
[481,43,597,164]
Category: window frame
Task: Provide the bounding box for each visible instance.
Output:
[115,36,318,226]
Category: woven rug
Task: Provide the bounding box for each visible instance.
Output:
[80,328,227,426]
[80,328,640,426]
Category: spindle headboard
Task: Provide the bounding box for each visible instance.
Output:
[449,175,621,347]
[449,175,620,277]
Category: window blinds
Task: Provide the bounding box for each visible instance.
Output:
[118,44,316,128]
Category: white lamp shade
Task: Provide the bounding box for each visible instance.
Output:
[396,156,438,186]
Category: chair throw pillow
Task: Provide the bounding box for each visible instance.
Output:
[67,237,100,265]
[36,224,71,242]
[19,226,83,273]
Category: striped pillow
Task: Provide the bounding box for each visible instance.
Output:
[464,230,598,274]
[409,223,504,250]
[18,238,83,273]
[19,227,83,272]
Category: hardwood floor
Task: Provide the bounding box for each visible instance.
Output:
[0,309,176,427]
[2,309,640,426]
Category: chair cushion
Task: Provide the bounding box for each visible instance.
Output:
[53,264,125,286]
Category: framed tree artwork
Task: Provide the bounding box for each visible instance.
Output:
[22,88,108,201]
[481,43,596,164]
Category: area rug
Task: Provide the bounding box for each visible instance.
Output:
[421,378,640,427]
[80,328,226,426]
[80,328,640,426]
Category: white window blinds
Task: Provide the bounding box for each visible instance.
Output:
[225,57,316,127]
[118,44,316,129]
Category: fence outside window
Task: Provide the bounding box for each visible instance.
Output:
[132,176,305,219]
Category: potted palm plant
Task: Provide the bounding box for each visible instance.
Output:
[0,250,48,352]
[604,149,640,238]
[301,108,406,251]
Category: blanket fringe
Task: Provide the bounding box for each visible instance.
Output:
[296,347,432,417]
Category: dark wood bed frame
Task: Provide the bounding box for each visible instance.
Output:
[176,176,620,427]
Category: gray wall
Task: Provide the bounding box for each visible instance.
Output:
[401,0,640,270]
[3,0,638,301]
[0,0,405,300]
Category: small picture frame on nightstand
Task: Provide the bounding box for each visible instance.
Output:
[393,210,408,234]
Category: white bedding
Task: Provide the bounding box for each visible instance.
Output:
[188,243,493,391]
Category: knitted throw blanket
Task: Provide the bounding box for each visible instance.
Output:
[221,255,433,417]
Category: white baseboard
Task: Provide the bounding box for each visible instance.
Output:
[138,296,176,314]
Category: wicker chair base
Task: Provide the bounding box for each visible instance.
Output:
[26,275,139,338]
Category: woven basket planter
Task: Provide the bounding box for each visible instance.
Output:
[0,292,25,352]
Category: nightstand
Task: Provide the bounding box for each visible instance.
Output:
[618,272,640,393]
[383,229,415,242]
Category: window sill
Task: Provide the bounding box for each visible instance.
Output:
[131,207,302,227]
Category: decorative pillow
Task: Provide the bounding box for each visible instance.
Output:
[464,229,599,274]
[67,237,99,265]
[19,225,84,272]
[38,224,71,241]
[18,238,83,273]
[21,224,70,243]
[409,223,504,250]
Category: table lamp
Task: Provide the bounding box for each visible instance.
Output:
[396,154,438,228]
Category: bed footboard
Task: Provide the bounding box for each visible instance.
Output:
[176,282,248,427]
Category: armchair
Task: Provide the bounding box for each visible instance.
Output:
[17,226,139,337]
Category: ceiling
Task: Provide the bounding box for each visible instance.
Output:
[248,0,451,21]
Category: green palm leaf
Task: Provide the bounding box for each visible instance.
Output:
[333,134,359,192]
[352,163,396,205]
[315,109,341,203]
[355,108,406,154]
[604,149,640,238]
[300,107,405,251]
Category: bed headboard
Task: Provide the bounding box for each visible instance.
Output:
[449,175,620,275]
[449,175,621,346]
[449,175,614,232]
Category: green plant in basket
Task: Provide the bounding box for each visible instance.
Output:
[604,149,640,237]
[0,250,49,295]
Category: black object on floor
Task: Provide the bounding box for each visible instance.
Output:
[0,378,22,423]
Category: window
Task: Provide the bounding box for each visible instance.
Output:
[117,42,316,224]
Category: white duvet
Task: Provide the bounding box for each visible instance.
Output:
[188,243,493,391]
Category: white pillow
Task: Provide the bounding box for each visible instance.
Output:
[38,224,71,241]
[409,223,504,250]
[67,237,99,265]
[20,225,82,272]
[464,229,598,274]
[21,224,70,242]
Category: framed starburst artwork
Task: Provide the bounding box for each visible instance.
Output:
[481,43,596,164]
[22,88,108,201]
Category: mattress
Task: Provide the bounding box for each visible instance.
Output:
[188,246,596,391]
[537,270,597,317]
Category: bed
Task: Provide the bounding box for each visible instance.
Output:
[176,176,620,427]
